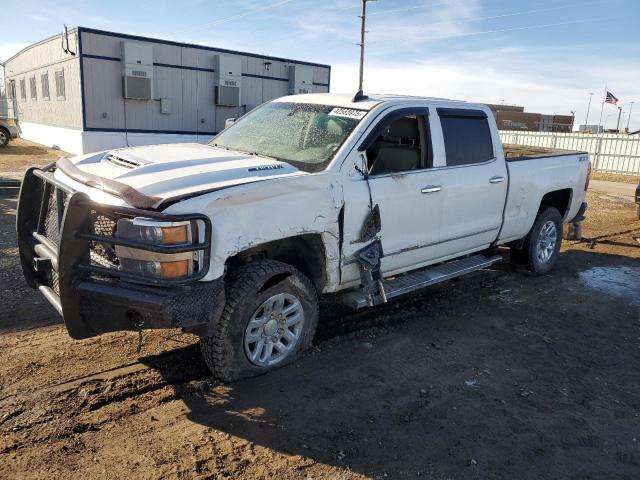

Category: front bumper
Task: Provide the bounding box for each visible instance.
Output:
[16,165,221,339]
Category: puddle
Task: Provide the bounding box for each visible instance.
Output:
[579,266,640,306]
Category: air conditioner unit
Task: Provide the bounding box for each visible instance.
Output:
[288,65,313,95]
[214,55,242,106]
[122,41,153,100]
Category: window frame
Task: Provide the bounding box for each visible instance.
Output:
[41,72,50,101]
[358,107,434,178]
[54,68,65,100]
[20,78,26,101]
[29,75,37,101]
[436,108,495,168]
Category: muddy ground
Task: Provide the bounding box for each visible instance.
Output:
[1,139,639,479]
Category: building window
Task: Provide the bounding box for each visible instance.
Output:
[55,69,65,100]
[30,76,37,100]
[20,78,26,100]
[41,72,50,100]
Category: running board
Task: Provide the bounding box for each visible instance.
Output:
[342,254,503,309]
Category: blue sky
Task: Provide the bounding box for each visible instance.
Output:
[2,0,639,129]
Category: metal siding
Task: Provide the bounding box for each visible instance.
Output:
[83,57,124,129]
[5,31,83,128]
[15,29,330,137]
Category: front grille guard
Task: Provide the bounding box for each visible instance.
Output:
[17,165,212,327]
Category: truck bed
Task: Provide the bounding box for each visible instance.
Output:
[503,143,585,162]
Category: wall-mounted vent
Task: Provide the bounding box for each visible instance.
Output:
[216,85,241,107]
[122,76,152,100]
[104,154,141,169]
[122,41,154,100]
[288,65,314,95]
[214,55,242,107]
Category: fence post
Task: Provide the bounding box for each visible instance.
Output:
[594,136,604,171]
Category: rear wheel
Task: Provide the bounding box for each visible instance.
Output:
[0,128,9,148]
[200,260,318,382]
[510,207,563,275]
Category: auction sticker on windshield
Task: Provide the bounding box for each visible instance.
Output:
[328,108,367,119]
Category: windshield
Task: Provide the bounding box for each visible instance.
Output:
[209,102,367,172]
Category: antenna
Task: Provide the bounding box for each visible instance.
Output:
[354,0,376,102]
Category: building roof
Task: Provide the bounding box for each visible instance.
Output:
[3,26,331,69]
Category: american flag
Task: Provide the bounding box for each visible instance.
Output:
[605,91,619,105]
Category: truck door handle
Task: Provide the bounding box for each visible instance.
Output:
[421,185,442,194]
[489,176,505,184]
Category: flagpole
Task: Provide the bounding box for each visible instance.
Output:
[597,86,606,132]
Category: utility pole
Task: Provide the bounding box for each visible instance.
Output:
[356,0,376,99]
[627,101,635,131]
[585,92,594,125]
[616,106,623,132]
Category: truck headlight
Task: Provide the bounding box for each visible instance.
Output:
[115,218,195,279]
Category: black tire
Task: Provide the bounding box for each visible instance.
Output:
[0,128,10,148]
[200,260,318,382]
[637,204,640,221]
[512,207,563,275]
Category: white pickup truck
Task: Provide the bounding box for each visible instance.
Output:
[17,93,590,380]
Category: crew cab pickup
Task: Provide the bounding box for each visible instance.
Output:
[17,93,590,380]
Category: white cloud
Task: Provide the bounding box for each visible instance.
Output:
[330,50,640,131]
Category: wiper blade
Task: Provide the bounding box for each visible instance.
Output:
[245,151,283,163]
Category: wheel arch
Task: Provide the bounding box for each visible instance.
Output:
[539,188,572,220]
[225,233,328,293]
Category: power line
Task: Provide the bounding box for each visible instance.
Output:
[387,17,607,44]
[375,1,604,27]
[369,1,454,16]
[174,0,298,35]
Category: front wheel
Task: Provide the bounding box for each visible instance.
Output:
[200,260,318,382]
[511,207,563,275]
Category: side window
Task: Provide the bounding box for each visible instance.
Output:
[20,78,26,101]
[438,109,494,166]
[366,113,433,175]
[30,76,37,100]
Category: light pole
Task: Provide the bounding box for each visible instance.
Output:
[627,101,635,131]
[356,0,377,99]
[570,110,576,132]
[616,106,623,132]
[585,92,594,125]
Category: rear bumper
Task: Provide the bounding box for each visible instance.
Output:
[16,165,220,339]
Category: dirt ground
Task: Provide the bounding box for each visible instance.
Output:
[1,139,639,480]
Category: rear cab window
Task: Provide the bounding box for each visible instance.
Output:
[437,108,494,167]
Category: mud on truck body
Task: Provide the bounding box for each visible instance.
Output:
[17,93,591,381]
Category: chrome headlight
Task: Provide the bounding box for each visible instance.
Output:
[115,218,195,279]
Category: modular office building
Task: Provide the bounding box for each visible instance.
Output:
[3,27,331,154]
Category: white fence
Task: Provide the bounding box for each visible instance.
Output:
[499,130,640,175]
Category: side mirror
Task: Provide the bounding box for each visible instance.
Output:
[224,118,237,129]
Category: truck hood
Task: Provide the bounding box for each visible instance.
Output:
[64,143,305,206]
